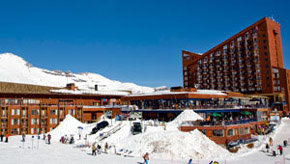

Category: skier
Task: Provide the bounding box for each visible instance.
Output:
[22,133,26,142]
[43,134,46,140]
[47,134,51,144]
[92,144,97,156]
[143,152,149,164]
[278,145,283,155]
[5,134,9,143]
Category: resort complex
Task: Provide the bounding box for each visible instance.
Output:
[0,17,288,148]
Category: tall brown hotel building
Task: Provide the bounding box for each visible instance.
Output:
[182,17,290,110]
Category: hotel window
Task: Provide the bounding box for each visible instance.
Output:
[11,119,19,125]
[31,118,39,125]
[227,129,235,137]
[274,86,281,92]
[50,118,58,124]
[212,129,224,137]
[230,41,235,47]
[31,109,39,115]
[50,110,57,115]
[12,109,20,115]
[273,68,279,78]
[245,32,249,38]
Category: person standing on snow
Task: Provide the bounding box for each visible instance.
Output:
[22,133,26,142]
[265,143,270,153]
[269,137,273,146]
[278,145,283,155]
[5,134,9,143]
[47,134,51,144]
[104,142,108,153]
[143,152,149,164]
[92,144,97,156]
[0,133,3,142]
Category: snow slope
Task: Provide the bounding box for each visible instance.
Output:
[0,53,154,93]
[48,115,85,141]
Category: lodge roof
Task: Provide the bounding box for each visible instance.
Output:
[0,81,60,94]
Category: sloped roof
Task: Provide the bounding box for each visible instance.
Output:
[0,81,60,94]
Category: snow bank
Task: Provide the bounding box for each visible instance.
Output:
[113,128,229,160]
[167,109,203,128]
[49,114,85,141]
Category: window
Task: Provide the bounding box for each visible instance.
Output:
[31,109,39,115]
[273,68,279,78]
[274,86,281,92]
[227,129,235,137]
[212,129,224,137]
[264,52,268,55]
[50,118,58,124]
[11,119,19,125]
[245,127,250,134]
[50,110,57,115]
[31,118,39,125]
[11,109,20,115]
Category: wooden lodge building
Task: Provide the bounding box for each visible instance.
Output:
[0,82,123,135]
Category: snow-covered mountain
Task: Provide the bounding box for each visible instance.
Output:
[0,53,154,93]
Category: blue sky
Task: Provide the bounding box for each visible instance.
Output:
[0,0,289,87]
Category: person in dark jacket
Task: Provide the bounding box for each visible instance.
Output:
[266,143,270,153]
[0,133,3,142]
[22,133,26,142]
[47,134,51,144]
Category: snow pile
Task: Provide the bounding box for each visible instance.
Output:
[0,53,154,94]
[167,110,203,127]
[113,128,229,160]
[49,114,85,141]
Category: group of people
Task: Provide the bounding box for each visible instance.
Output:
[60,135,74,144]
[91,142,109,156]
[265,137,287,156]
[0,134,9,143]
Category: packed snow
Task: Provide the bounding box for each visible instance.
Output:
[48,115,85,141]
[167,109,203,128]
[0,53,154,94]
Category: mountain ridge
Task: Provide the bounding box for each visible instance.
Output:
[0,53,154,93]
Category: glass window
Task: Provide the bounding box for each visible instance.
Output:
[227,129,235,137]
[213,129,224,137]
